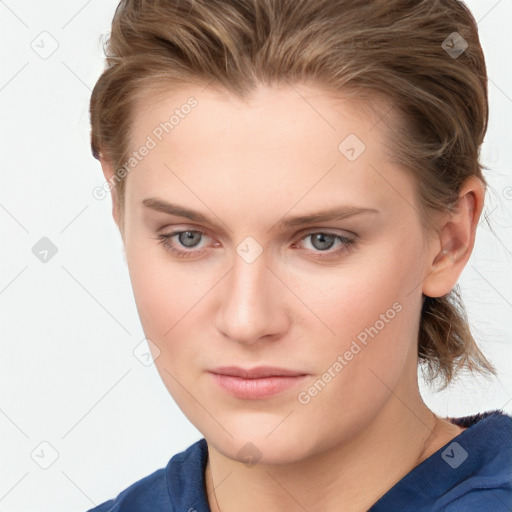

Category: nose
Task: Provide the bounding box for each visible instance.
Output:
[215,251,289,345]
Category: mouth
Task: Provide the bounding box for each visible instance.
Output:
[209,366,307,378]
[208,366,309,399]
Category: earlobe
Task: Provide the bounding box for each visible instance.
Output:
[422,176,485,298]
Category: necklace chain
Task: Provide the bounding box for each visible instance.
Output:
[207,459,222,512]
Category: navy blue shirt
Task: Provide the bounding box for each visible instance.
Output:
[87,410,512,511]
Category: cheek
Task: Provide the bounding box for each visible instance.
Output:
[125,247,213,418]
[292,237,424,392]
[290,271,420,446]
[294,239,422,345]
[125,239,203,353]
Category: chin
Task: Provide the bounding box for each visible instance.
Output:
[202,417,320,466]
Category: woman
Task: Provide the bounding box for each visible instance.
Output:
[87,0,512,510]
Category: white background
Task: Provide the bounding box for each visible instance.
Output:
[0,1,511,511]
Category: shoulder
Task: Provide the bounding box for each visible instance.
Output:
[439,410,512,512]
[370,410,512,512]
[85,467,167,512]
[86,438,208,512]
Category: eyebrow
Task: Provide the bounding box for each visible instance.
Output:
[142,197,379,229]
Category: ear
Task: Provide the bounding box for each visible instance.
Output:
[99,157,122,232]
[422,176,485,298]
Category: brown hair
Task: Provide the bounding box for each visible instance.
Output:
[89,0,495,388]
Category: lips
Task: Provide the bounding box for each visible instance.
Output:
[209,366,307,378]
[208,366,309,399]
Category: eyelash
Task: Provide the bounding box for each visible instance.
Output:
[155,229,356,260]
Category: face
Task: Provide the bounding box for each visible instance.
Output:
[119,82,432,464]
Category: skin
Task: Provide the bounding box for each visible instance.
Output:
[101,82,483,511]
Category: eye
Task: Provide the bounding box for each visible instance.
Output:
[293,231,356,257]
[156,229,213,258]
[174,230,203,248]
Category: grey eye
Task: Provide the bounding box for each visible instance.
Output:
[178,231,203,248]
[309,233,336,251]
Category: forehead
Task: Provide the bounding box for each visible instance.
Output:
[125,82,416,224]
[130,81,389,147]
